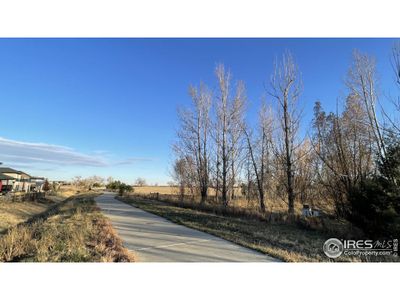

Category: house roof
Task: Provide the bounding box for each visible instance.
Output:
[0,167,21,173]
[0,167,30,177]
[0,173,14,180]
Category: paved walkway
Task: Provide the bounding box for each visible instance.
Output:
[95,192,278,262]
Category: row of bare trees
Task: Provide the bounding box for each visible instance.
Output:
[173,51,303,215]
[311,46,400,217]
[72,175,105,189]
[173,43,400,217]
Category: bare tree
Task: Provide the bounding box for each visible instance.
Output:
[346,50,386,160]
[172,158,186,201]
[383,42,400,134]
[269,51,302,215]
[71,175,104,190]
[214,64,246,207]
[243,102,274,212]
[72,176,83,187]
[294,138,319,207]
[175,82,212,204]
[243,152,253,203]
[106,176,114,185]
[392,41,400,100]
[228,81,246,201]
[213,117,222,203]
[134,177,147,186]
[215,64,230,207]
[311,96,375,216]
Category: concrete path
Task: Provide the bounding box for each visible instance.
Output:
[95,192,278,262]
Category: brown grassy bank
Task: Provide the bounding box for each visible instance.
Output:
[119,195,399,262]
[0,197,59,234]
[0,193,135,262]
[0,186,89,235]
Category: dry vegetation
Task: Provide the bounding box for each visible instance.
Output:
[129,186,333,215]
[0,199,54,234]
[120,195,399,262]
[166,44,400,245]
[0,192,135,262]
[0,185,91,235]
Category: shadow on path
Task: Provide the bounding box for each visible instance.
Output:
[95,192,279,262]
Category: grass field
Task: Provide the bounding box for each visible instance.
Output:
[120,195,399,262]
[0,186,84,234]
[130,186,331,215]
[0,198,57,234]
[0,192,135,262]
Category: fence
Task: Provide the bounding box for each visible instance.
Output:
[0,192,46,202]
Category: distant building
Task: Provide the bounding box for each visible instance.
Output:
[0,172,14,193]
[30,176,46,192]
[0,167,32,192]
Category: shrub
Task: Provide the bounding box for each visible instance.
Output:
[347,134,400,238]
[43,180,51,192]
[106,180,122,190]
[118,183,133,196]
[348,179,400,238]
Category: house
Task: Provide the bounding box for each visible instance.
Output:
[30,176,46,192]
[0,167,32,192]
[0,172,14,193]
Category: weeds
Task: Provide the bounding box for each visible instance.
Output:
[0,193,134,262]
[120,196,399,262]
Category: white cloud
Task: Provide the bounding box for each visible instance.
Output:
[0,137,153,168]
[0,137,107,167]
[114,157,154,165]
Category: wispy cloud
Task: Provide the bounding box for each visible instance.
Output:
[114,157,154,166]
[0,137,107,167]
[0,137,154,169]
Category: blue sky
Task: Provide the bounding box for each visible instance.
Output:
[0,38,398,184]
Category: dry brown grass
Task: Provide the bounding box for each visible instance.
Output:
[130,186,335,215]
[57,185,84,197]
[0,185,85,235]
[120,196,332,262]
[133,186,243,198]
[0,199,54,234]
[0,193,135,262]
[120,195,399,262]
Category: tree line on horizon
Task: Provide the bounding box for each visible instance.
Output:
[172,43,400,238]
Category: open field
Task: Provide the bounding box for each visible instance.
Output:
[133,186,252,198]
[57,185,88,197]
[0,198,58,234]
[0,192,135,262]
[120,195,400,262]
[130,186,334,215]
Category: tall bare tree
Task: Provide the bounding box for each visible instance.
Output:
[175,83,212,204]
[392,41,400,106]
[311,95,375,216]
[134,177,147,186]
[384,42,400,134]
[172,158,187,201]
[243,102,274,212]
[214,64,246,207]
[346,50,386,161]
[171,157,197,202]
[269,51,302,215]
[228,81,246,201]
